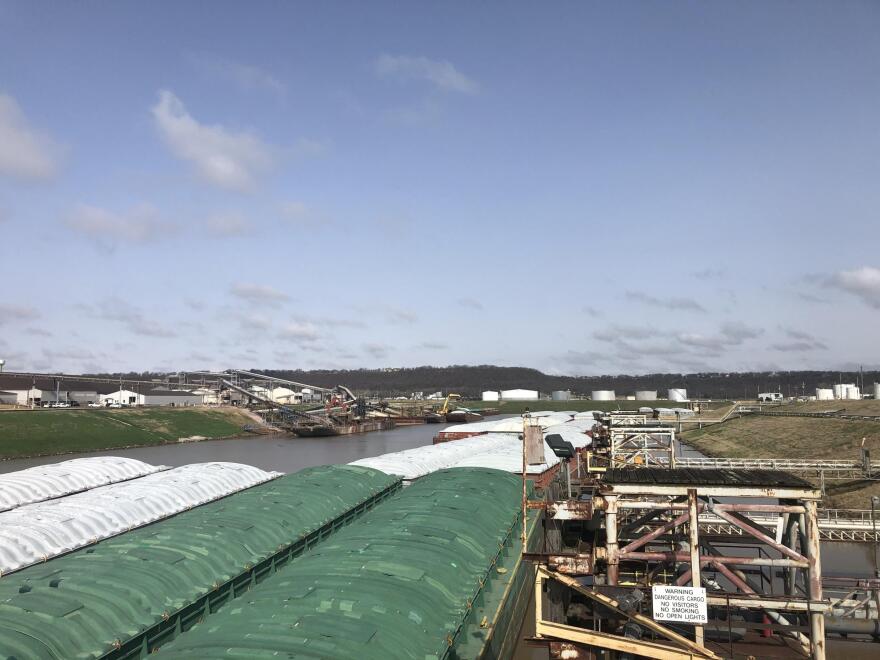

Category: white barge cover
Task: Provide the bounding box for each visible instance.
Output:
[0,462,280,575]
[351,433,564,480]
[0,456,167,512]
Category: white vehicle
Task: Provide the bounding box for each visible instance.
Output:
[107,402,122,409]
[55,402,70,408]
[87,402,102,408]
[758,392,783,403]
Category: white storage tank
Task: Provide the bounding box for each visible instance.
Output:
[846,386,861,400]
[668,388,688,402]
[874,383,880,400]
[816,388,834,401]
[833,383,854,399]
[591,390,615,401]
[551,390,571,401]
[635,390,658,401]
[500,389,539,401]
[481,391,500,402]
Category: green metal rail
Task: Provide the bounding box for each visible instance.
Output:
[0,465,400,659]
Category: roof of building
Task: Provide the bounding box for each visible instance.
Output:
[0,375,116,394]
[144,389,203,397]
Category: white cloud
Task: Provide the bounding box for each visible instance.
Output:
[151,90,274,191]
[0,304,40,325]
[457,297,483,311]
[381,305,418,324]
[205,211,253,237]
[83,297,177,338]
[373,55,479,94]
[827,266,880,309]
[363,342,391,359]
[278,321,320,343]
[0,93,60,180]
[625,290,706,313]
[279,201,332,228]
[65,203,170,246]
[229,283,290,305]
[771,328,828,352]
[188,53,285,95]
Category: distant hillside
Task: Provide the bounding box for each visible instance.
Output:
[87,365,880,399]
[255,366,880,400]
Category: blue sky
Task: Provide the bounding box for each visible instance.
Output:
[1,2,879,376]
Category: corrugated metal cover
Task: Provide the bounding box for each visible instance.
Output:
[0,456,166,512]
[0,465,398,658]
[158,467,525,659]
[0,462,280,574]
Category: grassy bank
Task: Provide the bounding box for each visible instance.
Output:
[0,407,258,460]
[681,408,880,508]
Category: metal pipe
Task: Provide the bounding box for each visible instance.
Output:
[606,495,619,585]
[619,550,809,569]
[824,616,880,638]
[688,489,704,647]
[616,501,805,513]
[710,559,812,649]
[785,514,799,596]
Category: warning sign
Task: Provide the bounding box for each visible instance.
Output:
[652,585,707,624]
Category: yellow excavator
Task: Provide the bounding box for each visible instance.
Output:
[439,393,483,423]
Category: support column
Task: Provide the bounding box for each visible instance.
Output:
[688,488,704,647]
[804,500,826,660]
[606,495,619,585]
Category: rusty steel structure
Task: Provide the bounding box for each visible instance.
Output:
[609,426,678,469]
[526,467,840,659]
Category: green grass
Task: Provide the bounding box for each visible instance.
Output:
[0,407,255,459]
[680,413,880,508]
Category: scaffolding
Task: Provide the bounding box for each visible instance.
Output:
[528,468,830,659]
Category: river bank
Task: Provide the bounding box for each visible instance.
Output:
[680,410,880,508]
[0,407,261,460]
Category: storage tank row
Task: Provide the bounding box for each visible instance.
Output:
[158,468,534,660]
[0,465,401,658]
[820,383,868,400]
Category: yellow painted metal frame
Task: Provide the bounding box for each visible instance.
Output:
[534,567,720,660]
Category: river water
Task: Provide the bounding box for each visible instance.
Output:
[0,424,443,474]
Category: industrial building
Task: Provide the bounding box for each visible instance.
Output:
[481,390,500,401]
[0,375,110,405]
[101,388,204,406]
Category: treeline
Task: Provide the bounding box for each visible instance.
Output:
[86,366,880,399]
[257,366,880,399]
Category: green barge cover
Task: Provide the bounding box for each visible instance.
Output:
[158,467,528,659]
[0,464,399,659]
